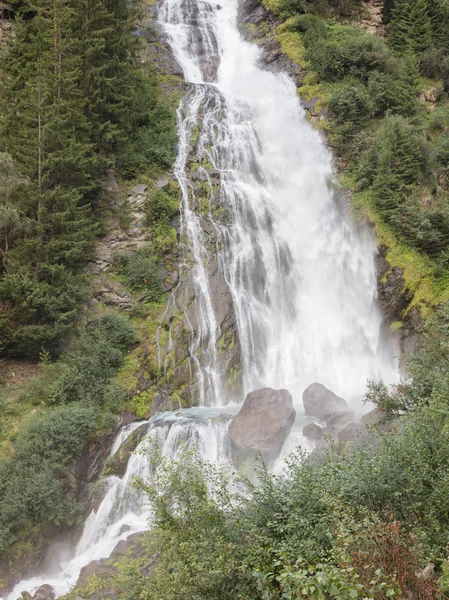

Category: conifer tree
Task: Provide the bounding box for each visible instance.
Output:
[426,0,449,51]
[0,0,97,354]
[72,0,141,159]
[374,116,423,218]
[409,0,432,53]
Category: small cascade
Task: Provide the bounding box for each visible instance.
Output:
[6,409,233,599]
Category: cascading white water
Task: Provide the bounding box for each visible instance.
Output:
[160,0,398,407]
[6,409,234,599]
[6,0,399,597]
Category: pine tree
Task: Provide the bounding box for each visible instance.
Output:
[388,0,413,51]
[0,0,98,354]
[388,0,431,54]
[409,0,432,53]
[426,0,449,51]
[72,0,142,159]
[374,116,423,218]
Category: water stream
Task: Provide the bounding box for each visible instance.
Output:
[6,0,399,596]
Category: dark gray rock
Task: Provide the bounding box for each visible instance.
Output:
[229,388,295,465]
[128,183,148,196]
[302,96,320,116]
[302,383,348,419]
[337,421,366,443]
[325,410,356,429]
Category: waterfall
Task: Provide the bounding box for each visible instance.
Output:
[6,0,398,596]
[160,0,398,406]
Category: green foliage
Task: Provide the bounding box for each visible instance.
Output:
[0,0,177,357]
[116,246,165,300]
[389,0,432,54]
[268,0,360,18]
[306,27,388,83]
[0,404,96,554]
[0,314,135,555]
[145,188,179,227]
[329,79,373,122]
[372,116,424,214]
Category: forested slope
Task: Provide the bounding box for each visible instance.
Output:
[0,0,179,588]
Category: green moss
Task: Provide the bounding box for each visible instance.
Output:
[390,321,403,332]
[275,29,307,68]
[116,354,140,393]
[127,388,157,418]
[103,455,119,476]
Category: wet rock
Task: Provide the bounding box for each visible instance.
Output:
[302,96,320,116]
[109,422,151,478]
[229,388,295,464]
[118,524,131,536]
[337,421,365,443]
[302,383,348,419]
[325,410,356,429]
[302,422,324,441]
[263,38,282,64]
[110,533,146,560]
[33,586,56,600]
[73,534,152,599]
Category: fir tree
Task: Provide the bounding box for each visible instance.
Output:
[426,0,449,51]
[388,0,431,54]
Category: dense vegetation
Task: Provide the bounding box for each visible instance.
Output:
[0,0,176,357]
[0,313,136,554]
[0,0,177,563]
[84,306,449,599]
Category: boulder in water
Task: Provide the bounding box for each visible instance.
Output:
[302,422,324,441]
[32,586,55,600]
[302,383,348,419]
[229,388,295,465]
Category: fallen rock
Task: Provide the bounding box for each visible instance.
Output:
[302,383,348,419]
[128,183,148,196]
[325,410,356,429]
[337,421,365,443]
[33,586,56,600]
[229,388,295,465]
[302,422,324,441]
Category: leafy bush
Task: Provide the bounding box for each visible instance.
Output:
[116,246,165,300]
[45,315,135,408]
[287,13,328,47]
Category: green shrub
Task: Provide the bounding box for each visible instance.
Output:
[144,188,179,227]
[116,246,165,300]
[287,13,328,47]
[0,404,96,554]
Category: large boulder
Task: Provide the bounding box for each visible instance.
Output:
[229,388,295,465]
[302,383,348,419]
